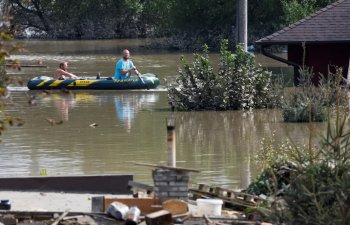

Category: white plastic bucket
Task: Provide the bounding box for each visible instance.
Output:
[196,199,223,216]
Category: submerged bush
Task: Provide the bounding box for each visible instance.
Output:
[167,40,277,111]
[281,66,347,122]
[281,90,327,122]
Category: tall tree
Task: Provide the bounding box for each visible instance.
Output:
[9,0,145,39]
[282,0,337,24]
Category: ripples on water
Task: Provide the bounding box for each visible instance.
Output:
[1,40,320,189]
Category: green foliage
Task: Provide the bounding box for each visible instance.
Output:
[168,44,224,110]
[271,115,350,224]
[250,71,350,224]
[248,0,285,41]
[167,40,277,111]
[281,88,328,122]
[8,0,337,48]
[246,133,302,196]
[282,0,336,24]
[281,66,347,122]
[1,20,20,86]
[10,0,145,38]
[0,19,24,139]
[276,162,350,225]
[219,41,275,109]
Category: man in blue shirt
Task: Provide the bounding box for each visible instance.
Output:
[114,49,136,80]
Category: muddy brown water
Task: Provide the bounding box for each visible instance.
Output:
[2,39,324,189]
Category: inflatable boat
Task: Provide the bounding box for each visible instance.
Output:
[27,73,160,90]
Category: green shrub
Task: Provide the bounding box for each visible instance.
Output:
[167,40,277,111]
[219,40,275,109]
[281,90,327,122]
[251,74,350,224]
[281,66,347,122]
[245,161,294,196]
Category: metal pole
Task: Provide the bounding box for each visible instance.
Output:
[166,115,176,167]
[237,0,248,52]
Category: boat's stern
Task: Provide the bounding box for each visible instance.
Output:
[142,73,160,89]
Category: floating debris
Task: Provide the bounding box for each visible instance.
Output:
[89,123,98,128]
[46,118,63,126]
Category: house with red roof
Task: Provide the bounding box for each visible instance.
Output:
[256,0,350,85]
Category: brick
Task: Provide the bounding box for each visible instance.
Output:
[157,186,179,192]
[176,175,189,182]
[154,182,168,186]
[152,175,169,181]
[169,182,188,186]
[157,192,169,197]
[169,192,188,197]
[178,187,189,191]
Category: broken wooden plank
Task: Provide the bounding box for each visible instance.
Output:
[62,215,84,221]
[190,189,257,209]
[145,210,173,225]
[128,181,154,192]
[51,210,70,225]
[190,184,265,210]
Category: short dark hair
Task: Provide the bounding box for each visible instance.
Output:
[59,62,67,69]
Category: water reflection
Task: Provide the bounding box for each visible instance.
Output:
[49,93,96,121]
[114,93,159,131]
[175,110,283,188]
[42,91,160,131]
[53,94,76,121]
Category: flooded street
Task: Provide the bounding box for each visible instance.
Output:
[2,39,322,189]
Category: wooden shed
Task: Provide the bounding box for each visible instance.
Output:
[256,0,350,85]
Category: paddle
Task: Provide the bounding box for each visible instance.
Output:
[135,69,145,84]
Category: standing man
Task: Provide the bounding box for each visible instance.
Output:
[53,62,79,79]
[114,49,136,80]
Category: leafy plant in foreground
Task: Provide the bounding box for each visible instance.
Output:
[249,66,350,224]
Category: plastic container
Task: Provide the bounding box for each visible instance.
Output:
[106,201,129,220]
[125,205,141,225]
[196,199,223,216]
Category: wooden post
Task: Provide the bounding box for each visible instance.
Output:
[236,0,248,51]
[347,58,350,118]
[347,58,350,85]
[166,115,176,167]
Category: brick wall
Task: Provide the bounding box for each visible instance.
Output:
[152,169,189,202]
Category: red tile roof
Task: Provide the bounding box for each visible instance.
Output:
[256,0,350,44]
